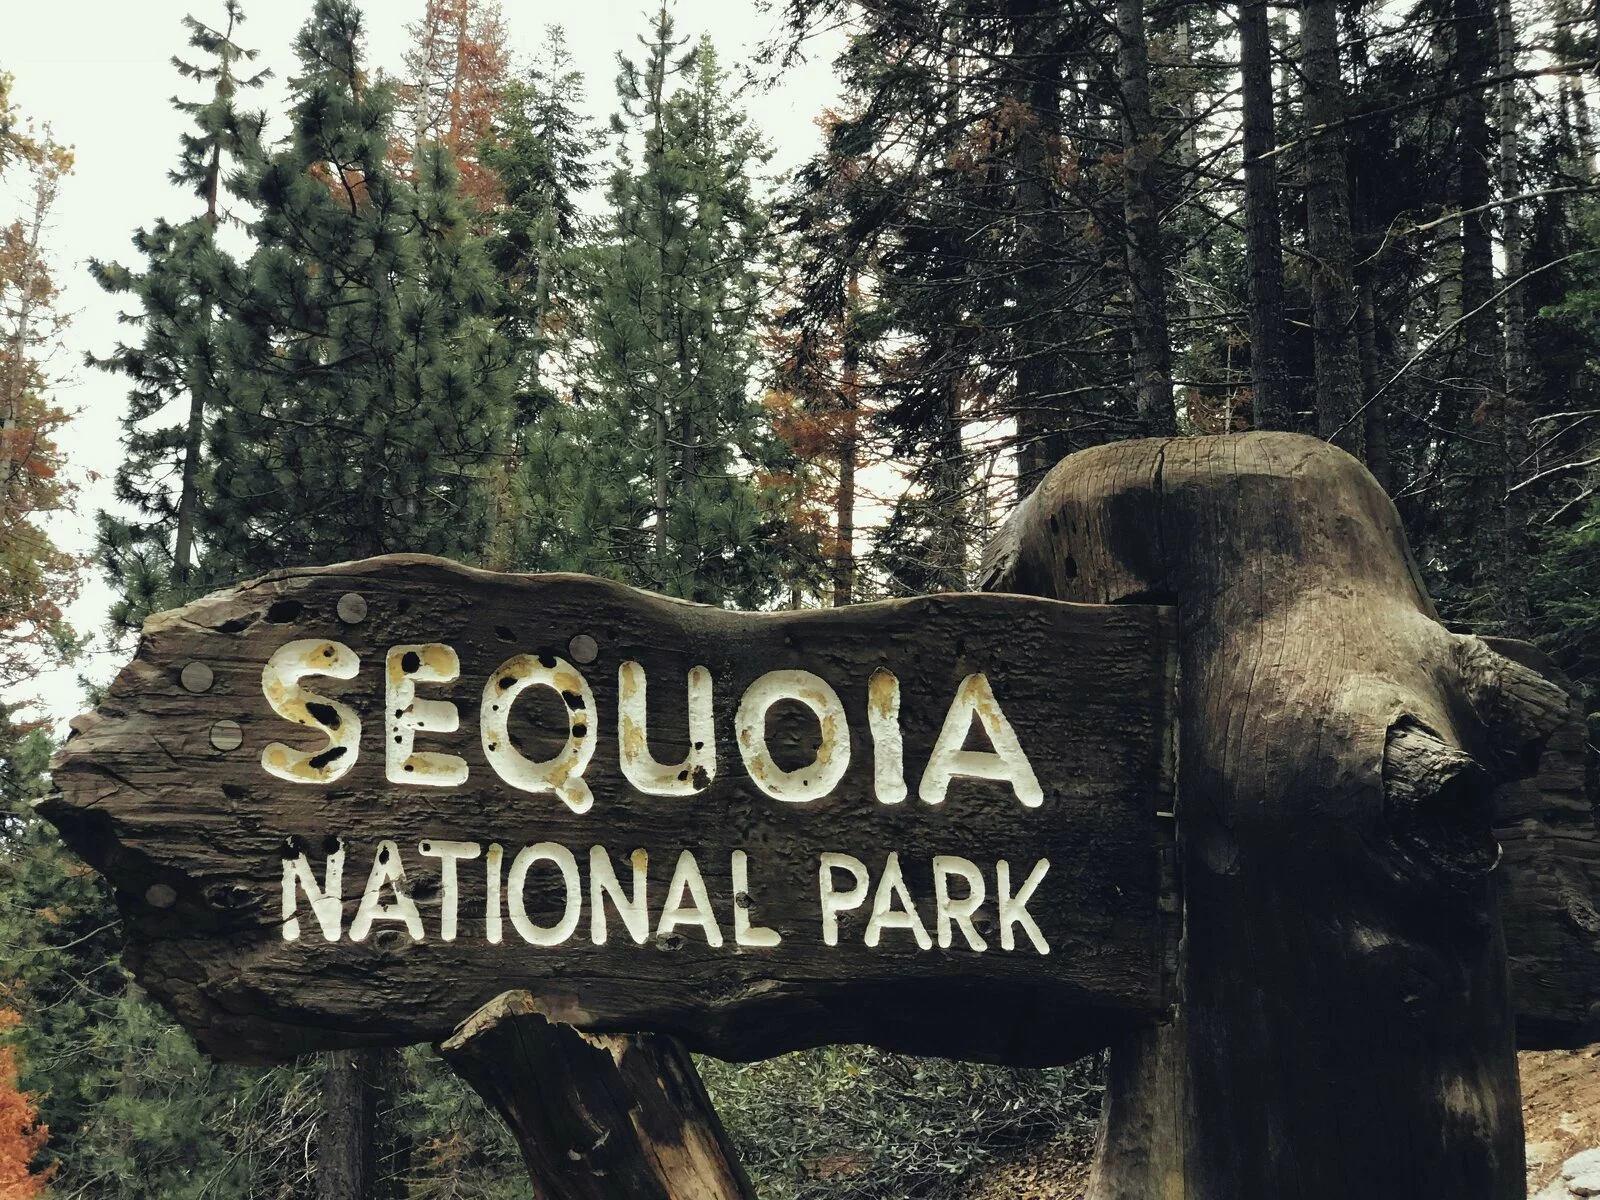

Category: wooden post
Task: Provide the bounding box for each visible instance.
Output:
[439,993,754,1200]
[1483,638,1600,1050]
[982,432,1568,1199]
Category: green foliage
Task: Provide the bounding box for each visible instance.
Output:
[513,14,801,604]
[701,1047,1103,1200]
[207,0,514,574]
[390,1046,530,1199]
[481,26,602,427]
[91,2,267,637]
[1531,489,1600,699]
[91,214,246,633]
[0,705,321,1198]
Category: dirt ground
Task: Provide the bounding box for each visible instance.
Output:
[958,1051,1600,1199]
[960,1133,1093,1200]
[1523,1048,1600,1192]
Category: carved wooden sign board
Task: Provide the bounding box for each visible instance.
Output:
[44,556,1177,1067]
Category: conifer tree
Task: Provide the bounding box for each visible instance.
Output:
[91,1,267,636]
[541,11,794,606]
[206,0,513,575]
[481,26,601,422]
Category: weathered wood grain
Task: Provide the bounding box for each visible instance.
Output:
[44,555,1177,1066]
[983,432,1567,1200]
[1481,638,1600,1049]
[440,991,755,1200]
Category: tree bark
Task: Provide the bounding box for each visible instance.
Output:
[1458,0,1499,420]
[1010,0,1075,490]
[1481,638,1600,1049]
[1239,0,1290,432]
[982,432,1567,1199]
[1301,0,1365,457]
[1357,280,1391,493]
[1498,0,1531,634]
[1572,74,1596,176]
[931,359,970,591]
[833,273,859,607]
[1117,0,1177,436]
[440,992,755,1200]
[318,1048,383,1200]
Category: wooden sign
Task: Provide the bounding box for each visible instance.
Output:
[44,555,1177,1066]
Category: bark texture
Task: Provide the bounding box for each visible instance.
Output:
[1497,0,1532,632]
[1116,0,1176,436]
[1009,0,1074,490]
[1300,0,1365,456]
[1238,0,1290,432]
[982,432,1567,1199]
[317,1048,387,1200]
[440,992,754,1200]
[1484,638,1600,1049]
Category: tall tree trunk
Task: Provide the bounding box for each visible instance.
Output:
[1301,0,1365,456]
[833,273,859,607]
[1458,0,1498,408]
[1011,0,1074,489]
[650,62,671,578]
[1239,0,1291,431]
[927,15,971,589]
[1117,0,1177,435]
[318,1049,382,1200]
[1499,0,1531,633]
[1573,78,1597,176]
[931,352,970,592]
[1453,0,1504,617]
[1358,280,1391,492]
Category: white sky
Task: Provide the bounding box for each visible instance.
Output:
[4,0,841,727]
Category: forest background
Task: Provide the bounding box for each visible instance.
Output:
[6,0,1600,1194]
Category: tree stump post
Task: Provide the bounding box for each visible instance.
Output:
[439,993,755,1200]
[982,433,1569,1199]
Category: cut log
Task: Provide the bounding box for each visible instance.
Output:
[983,432,1567,1199]
[1480,638,1600,1049]
[439,992,754,1200]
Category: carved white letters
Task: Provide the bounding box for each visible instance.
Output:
[618,662,715,795]
[736,670,851,802]
[261,640,362,784]
[481,655,597,814]
[919,673,1044,808]
[387,644,468,787]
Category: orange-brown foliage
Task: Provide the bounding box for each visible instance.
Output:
[394,0,510,213]
[0,1030,52,1198]
[1,74,83,700]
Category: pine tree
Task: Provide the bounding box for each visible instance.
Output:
[91,1,267,637]
[480,25,601,423]
[207,0,514,575]
[542,11,795,606]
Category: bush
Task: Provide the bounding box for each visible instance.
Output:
[700,1046,1103,1200]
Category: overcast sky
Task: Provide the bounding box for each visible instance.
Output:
[5,0,841,726]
